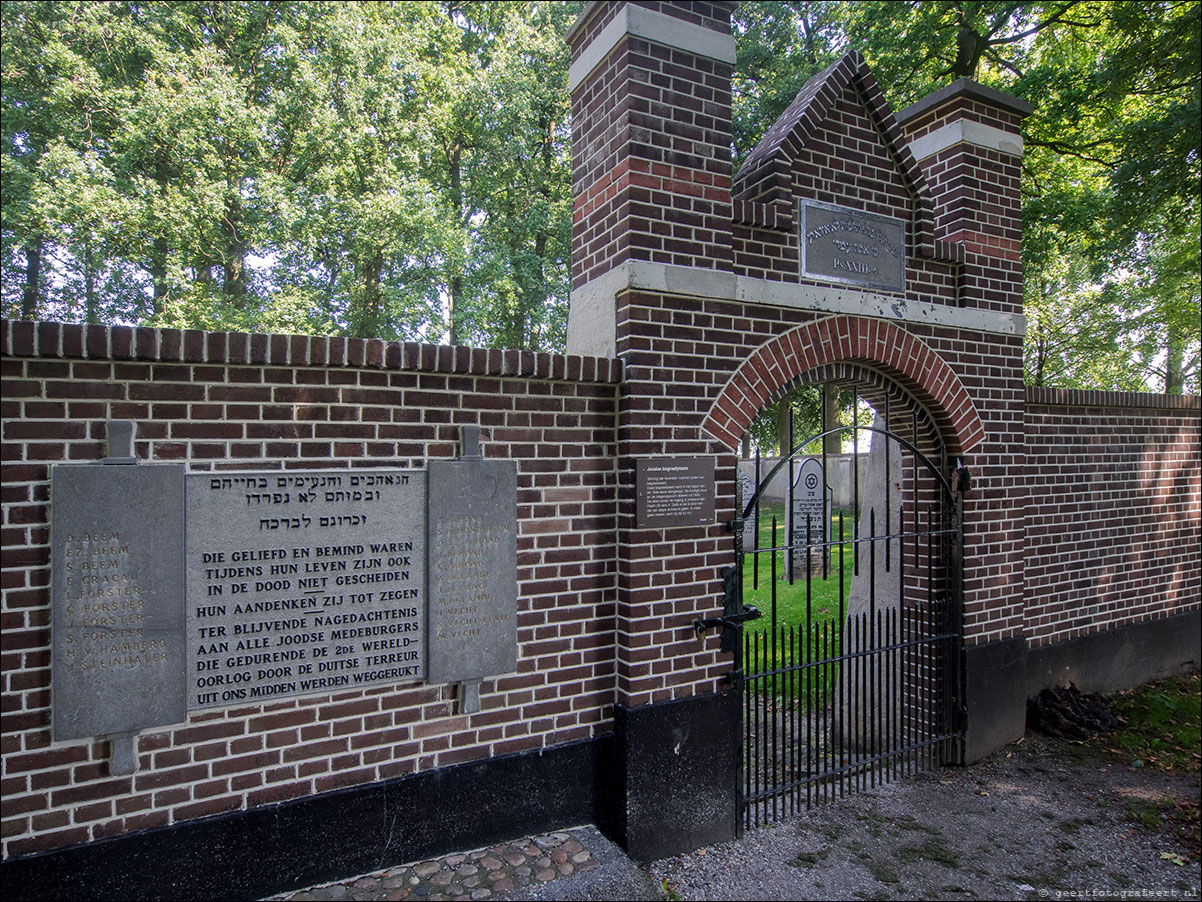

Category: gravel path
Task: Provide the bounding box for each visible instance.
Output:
[647,734,1200,901]
[271,733,1200,902]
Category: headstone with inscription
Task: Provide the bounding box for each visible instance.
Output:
[790,457,830,573]
[52,464,186,740]
[185,469,427,709]
[737,469,757,548]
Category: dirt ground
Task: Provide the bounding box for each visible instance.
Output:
[645,732,1201,901]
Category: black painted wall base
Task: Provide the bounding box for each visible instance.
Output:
[962,611,1201,764]
[1026,609,1200,697]
[963,635,1028,763]
[3,736,612,902]
[612,690,740,862]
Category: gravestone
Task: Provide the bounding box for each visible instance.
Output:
[790,457,830,574]
[839,417,904,752]
[737,470,756,549]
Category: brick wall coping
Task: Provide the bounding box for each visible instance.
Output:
[0,319,623,384]
[894,77,1034,126]
[566,0,737,45]
[568,1,736,92]
[1026,385,1200,410]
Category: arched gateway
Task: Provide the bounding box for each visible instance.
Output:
[2,3,1195,895]
[566,0,1029,854]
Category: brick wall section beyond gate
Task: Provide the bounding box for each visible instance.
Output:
[1022,387,1200,647]
[0,318,622,859]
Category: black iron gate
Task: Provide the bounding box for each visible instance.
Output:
[719,399,965,831]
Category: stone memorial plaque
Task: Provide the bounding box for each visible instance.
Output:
[800,200,906,293]
[52,464,186,740]
[636,458,716,528]
[426,459,518,685]
[185,469,426,708]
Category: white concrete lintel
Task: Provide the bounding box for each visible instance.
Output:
[908,119,1024,161]
[569,5,737,93]
[567,261,1026,357]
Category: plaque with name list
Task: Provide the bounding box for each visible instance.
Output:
[426,458,519,685]
[184,469,427,709]
[51,464,187,740]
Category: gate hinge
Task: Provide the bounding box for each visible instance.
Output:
[693,604,762,634]
[726,517,746,534]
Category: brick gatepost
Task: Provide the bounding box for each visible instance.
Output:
[568,1,1036,854]
[567,0,742,858]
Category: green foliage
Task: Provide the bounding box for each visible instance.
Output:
[2,1,1196,390]
[1,0,580,348]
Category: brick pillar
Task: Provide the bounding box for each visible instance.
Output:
[566,1,740,858]
[896,81,1034,761]
[895,79,1032,315]
[566,0,735,357]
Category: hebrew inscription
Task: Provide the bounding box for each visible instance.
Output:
[800,200,906,293]
[185,469,427,708]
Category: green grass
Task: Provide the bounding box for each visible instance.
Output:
[1098,672,1202,772]
[740,503,856,705]
[742,502,855,631]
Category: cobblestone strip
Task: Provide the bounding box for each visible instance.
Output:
[269,829,601,902]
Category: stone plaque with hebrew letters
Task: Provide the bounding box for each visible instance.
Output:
[52,464,187,740]
[185,469,426,708]
[800,200,906,293]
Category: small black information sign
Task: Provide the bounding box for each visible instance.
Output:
[635,458,715,528]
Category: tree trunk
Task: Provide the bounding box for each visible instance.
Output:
[84,238,99,325]
[21,236,42,320]
[823,384,841,455]
[777,402,792,457]
[357,248,383,338]
[1163,329,1185,395]
[952,25,985,78]
[150,236,170,317]
[223,191,247,305]
[448,141,463,346]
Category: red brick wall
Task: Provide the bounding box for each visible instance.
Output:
[0,318,620,858]
[1023,388,1201,646]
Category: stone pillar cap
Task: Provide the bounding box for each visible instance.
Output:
[895,77,1034,126]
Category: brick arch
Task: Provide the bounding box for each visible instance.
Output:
[703,315,985,455]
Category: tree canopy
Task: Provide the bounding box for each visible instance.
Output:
[3,1,1198,395]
